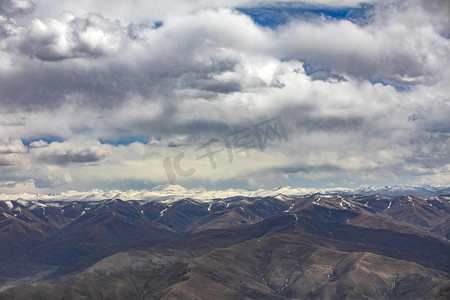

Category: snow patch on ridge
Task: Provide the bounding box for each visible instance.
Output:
[0,185,448,203]
[159,208,168,217]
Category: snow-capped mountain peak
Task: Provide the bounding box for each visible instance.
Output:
[0,185,449,203]
[151,184,187,193]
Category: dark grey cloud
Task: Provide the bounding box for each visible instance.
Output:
[310,71,347,82]
[42,152,105,165]
[0,0,35,16]
[0,58,146,112]
[277,164,344,175]
[0,155,20,166]
[406,133,450,167]
[200,80,242,94]
[288,114,364,134]
[30,166,68,188]
[34,141,111,165]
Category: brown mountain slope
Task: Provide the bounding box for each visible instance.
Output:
[0,194,449,298]
[1,209,449,299]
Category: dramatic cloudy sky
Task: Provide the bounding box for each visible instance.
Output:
[0,0,449,194]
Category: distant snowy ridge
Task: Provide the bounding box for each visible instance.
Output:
[0,184,448,202]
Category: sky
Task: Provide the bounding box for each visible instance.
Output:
[0,0,449,194]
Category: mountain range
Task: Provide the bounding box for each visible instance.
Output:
[0,189,449,299]
[1,184,450,202]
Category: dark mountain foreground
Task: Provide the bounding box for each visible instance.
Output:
[0,194,449,299]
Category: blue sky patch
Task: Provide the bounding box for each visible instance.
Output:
[100,135,149,146]
[371,78,413,92]
[237,3,374,28]
[22,136,64,146]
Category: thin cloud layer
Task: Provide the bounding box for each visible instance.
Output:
[0,0,448,194]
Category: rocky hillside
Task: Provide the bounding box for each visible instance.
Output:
[0,193,449,299]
